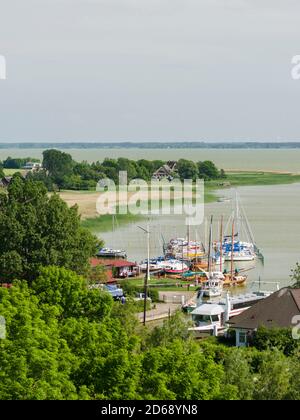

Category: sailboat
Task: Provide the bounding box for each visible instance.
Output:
[223,219,247,287]
[200,216,224,298]
[222,192,260,262]
[97,215,127,258]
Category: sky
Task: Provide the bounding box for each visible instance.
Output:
[0,0,300,143]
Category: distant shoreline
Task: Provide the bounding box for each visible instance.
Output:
[1,142,300,149]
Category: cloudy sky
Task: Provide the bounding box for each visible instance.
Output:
[0,0,300,142]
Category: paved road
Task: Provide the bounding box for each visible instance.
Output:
[137,303,181,323]
[137,291,197,323]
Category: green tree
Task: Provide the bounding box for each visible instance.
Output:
[117,158,138,181]
[26,169,55,191]
[148,311,192,347]
[0,176,98,282]
[252,350,291,400]
[252,326,299,356]
[32,266,113,320]
[177,159,198,181]
[42,149,74,188]
[285,353,300,399]
[198,160,220,180]
[0,283,78,400]
[2,157,40,169]
[223,348,254,400]
[290,263,300,288]
[141,338,237,400]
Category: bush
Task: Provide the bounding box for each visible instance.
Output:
[121,281,160,302]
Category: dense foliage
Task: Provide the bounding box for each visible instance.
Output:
[25,149,225,191]
[0,175,98,282]
[1,272,300,400]
[1,157,40,169]
[291,263,300,288]
[1,171,299,401]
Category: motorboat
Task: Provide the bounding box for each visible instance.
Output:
[97,247,127,259]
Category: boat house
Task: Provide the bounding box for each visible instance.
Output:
[228,287,300,347]
[90,258,139,280]
[22,162,42,171]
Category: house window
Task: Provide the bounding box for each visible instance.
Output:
[239,331,247,345]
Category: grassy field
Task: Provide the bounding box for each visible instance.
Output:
[3,168,26,176]
[224,171,300,186]
[81,213,143,232]
[120,276,194,292]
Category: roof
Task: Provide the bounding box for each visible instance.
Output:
[1,283,12,288]
[191,304,225,316]
[229,287,300,330]
[153,164,173,176]
[0,176,12,184]
[90,258,136,268]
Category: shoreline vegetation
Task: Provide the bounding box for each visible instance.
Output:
[67,171,300,231]
[2,149,300,232]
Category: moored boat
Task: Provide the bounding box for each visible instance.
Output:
[97,247,127,259]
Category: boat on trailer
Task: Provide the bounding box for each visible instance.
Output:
[139,257,189,274]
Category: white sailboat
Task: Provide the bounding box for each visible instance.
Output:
[222,192,261,262]
[200,216,224,298]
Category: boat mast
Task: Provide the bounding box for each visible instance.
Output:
[231,219,235,282]
[240,201,255,245]
[235,191,240,242]
[137,220,151,326]
[208,215,213,275]
[195,228,198,263]
[220,215,223,273]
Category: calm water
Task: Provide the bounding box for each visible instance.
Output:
[1,148,300,172]
[100,183,300,290]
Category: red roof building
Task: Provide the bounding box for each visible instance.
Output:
[90,258,140,280]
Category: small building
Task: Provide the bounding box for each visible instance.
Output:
[22,162,42,171]
[90,258,139,280]
[228,287,300,347]
[0,176,13,188]
[152,161,177,181]
[1,283,13,288]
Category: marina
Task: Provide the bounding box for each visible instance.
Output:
[99,182,300,289]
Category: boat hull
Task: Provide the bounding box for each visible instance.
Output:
[224,254,255,262]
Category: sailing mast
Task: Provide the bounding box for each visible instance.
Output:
[231,219,235,283]
[235,190,240,243]
[208,216,213,275]
[220,215,223,273]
